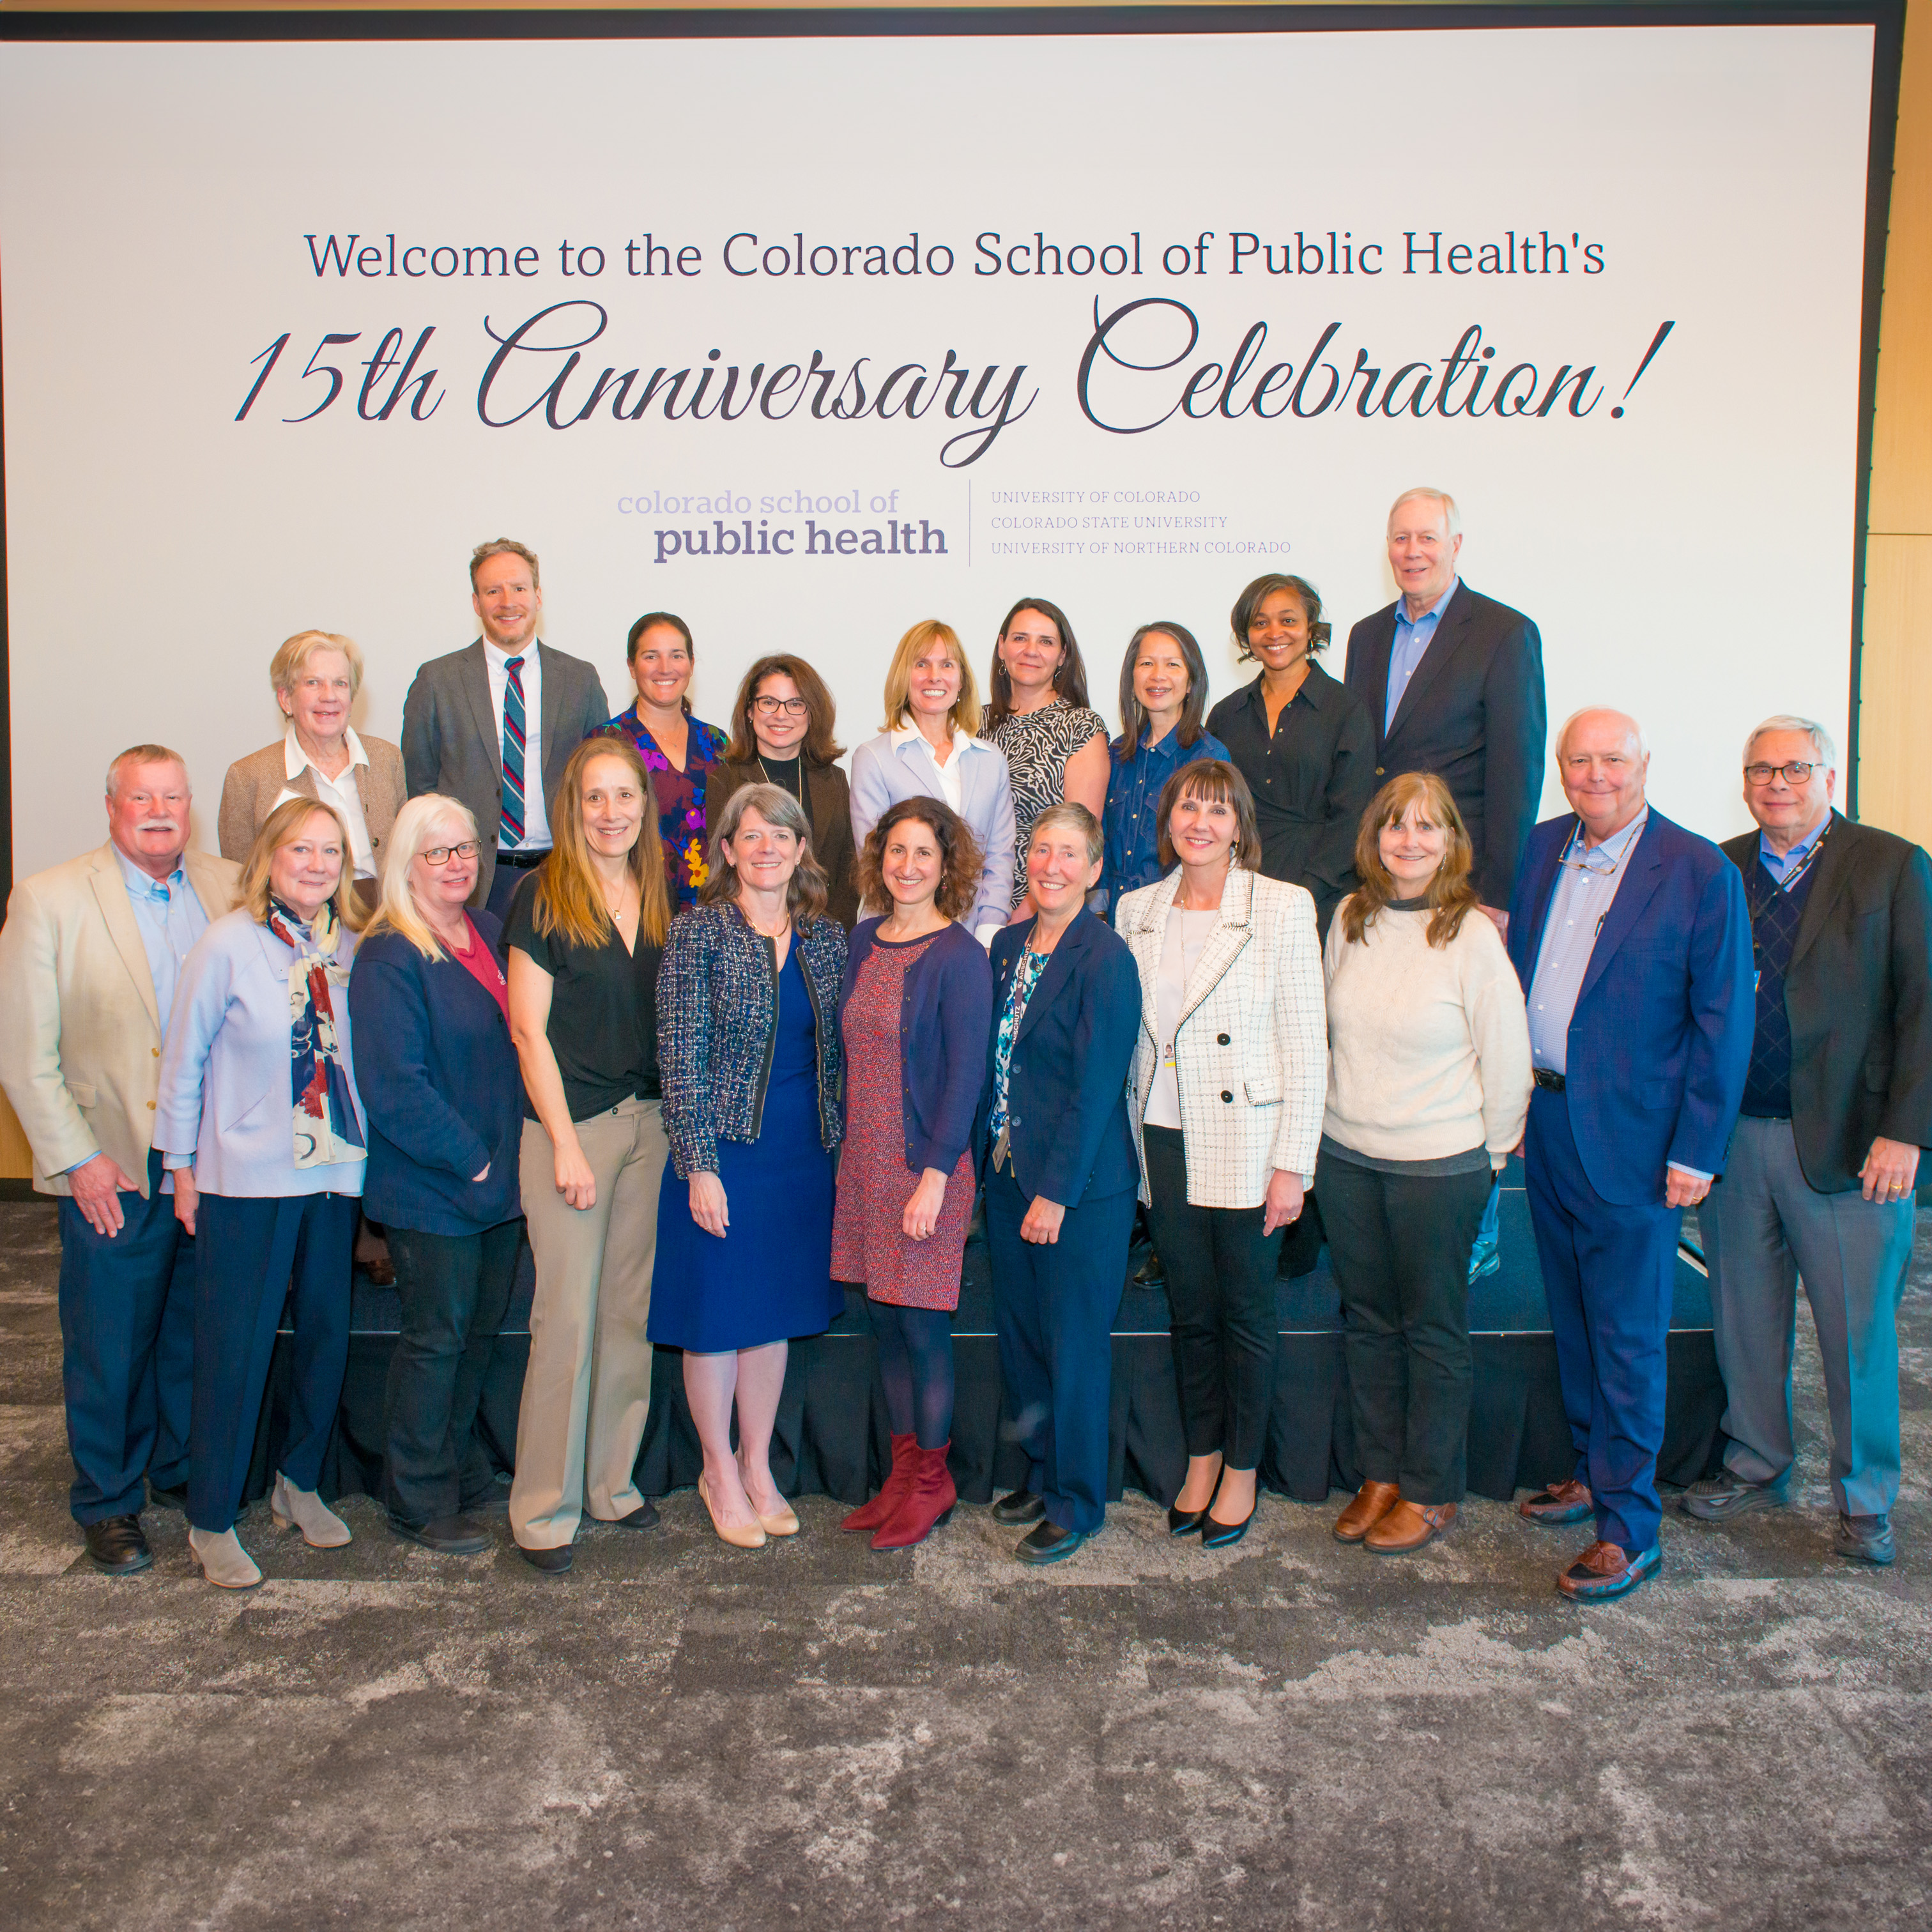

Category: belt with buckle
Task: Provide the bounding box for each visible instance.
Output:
[496,848,549,870]
[1532,1068,1567,1093]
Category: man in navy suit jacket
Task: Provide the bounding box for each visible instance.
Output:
[1506,710,1753,1601]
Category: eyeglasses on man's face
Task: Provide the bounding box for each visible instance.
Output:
[422,840,481,865]
[753,695,809,717]
[1744,762,1818,786]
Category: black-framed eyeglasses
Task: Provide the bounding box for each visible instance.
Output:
[1744,762,1818,785]
[753,695,809,717]
[422,840,481,864]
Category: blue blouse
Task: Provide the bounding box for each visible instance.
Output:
[1101,724,1230,906]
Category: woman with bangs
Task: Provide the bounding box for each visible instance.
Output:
[1320,773,1531,1556]
[850,619,1016,946]
[503,737,673,1575]
[833,798,993,1551]
[709,653,859,926]
[1114,759,1327,1549]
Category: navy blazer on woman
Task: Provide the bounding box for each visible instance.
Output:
[1507,809,1754,1205]
[348,914,524,1236]
[975,907,1140,1206]
[840,917,993,1174]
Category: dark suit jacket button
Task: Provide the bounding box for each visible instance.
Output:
[1221,1090,1234,1103]
[1217,1032,1230,1045]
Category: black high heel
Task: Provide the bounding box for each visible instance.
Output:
[1167,1467,1223,1537]
[1200,1505,1255,1550]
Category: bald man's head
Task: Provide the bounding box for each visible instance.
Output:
[1557,708,1650,844]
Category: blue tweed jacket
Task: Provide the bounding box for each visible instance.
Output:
[659,900,848,1178]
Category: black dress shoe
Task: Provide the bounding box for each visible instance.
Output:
[1133,1246,1167,1287]
[517,1540,574,1574]
[391,1514,490,1554]
[146,1479,188,1512]
[1167,1503,1212,1536]
[84,1514,152,1575]
[1200,1508,1255,1550]
[610,1500,660,1531]
[1015,1521,1087,1565]
[992,1487,1046,1526]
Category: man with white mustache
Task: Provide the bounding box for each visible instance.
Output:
[0,746,239,1574]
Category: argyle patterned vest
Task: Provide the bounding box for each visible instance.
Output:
[1740,854,1819,1119]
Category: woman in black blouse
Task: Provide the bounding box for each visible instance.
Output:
[1205,574,1376,937]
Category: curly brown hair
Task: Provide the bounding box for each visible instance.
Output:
[1340,772,1480,949]
[855,797,983,922]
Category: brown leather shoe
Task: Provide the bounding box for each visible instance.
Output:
[1365,1499,1457,1554]
[1519,1477,1593,1524]
[1332,1480,1400,1543]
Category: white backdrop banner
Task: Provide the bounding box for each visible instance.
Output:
[0,19,1877,876]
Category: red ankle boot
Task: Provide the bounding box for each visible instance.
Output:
[872,1443,957,1550]
[841,1433,916,1533]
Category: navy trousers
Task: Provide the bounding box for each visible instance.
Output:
[1523,1086,1677,1554]
[189,1192,356,1534]
[986,1168,1133,1533]
[56,1149,195,1524]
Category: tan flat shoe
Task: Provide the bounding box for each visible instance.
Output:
[1333,1480,1400,1544]
[697,1471,766,1550]
[1365,1499,1457,1554]
[188,1526,262,1590]
[755,1499,801,1537]
[271,1473,351,1549]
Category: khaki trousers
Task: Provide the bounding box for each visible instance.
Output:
[509,1096,667,1549]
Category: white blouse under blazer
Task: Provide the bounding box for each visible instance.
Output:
[1115,866,1327,1209]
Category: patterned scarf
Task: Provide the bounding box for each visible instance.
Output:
[266,896,366,1170]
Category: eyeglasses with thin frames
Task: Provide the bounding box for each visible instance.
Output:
[1743,762,1818,785]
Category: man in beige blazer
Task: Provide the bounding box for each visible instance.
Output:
[0,745,239,1575]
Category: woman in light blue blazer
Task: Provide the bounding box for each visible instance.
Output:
[849,620,1016,945]
[156,797,369,1590]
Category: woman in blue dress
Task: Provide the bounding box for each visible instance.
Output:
[651,783,848,1547]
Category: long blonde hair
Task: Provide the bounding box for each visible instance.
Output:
[530,737,671,949]
[879,619,981,738]
[238,796,369,931]
[364,794,480,960]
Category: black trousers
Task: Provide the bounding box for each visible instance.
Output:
[1142,1126,1280,1471]
[382,1218,523,1527]
[1317,1152,1491,1506]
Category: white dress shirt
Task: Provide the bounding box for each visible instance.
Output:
[276,726,375,878]
[889,716,965,815]
[484,638,552,850]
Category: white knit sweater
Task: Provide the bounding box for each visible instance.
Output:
[1321,897,1532,1165]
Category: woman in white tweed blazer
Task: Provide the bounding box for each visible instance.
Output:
[1114,758,1326,1549]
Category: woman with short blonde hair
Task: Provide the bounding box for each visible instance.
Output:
[350,793,525,1555]
[850,620,1015,943]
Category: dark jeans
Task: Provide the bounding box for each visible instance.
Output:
[56,1149,195,1522]
[382,1219,523,1527]
[1142,1126,1280,1470]
[190,1192,356,1534]
[1318,1151,1491,1506]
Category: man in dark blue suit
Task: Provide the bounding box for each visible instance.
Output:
[1506,709,1754,1600]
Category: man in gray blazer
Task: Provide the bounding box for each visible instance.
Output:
[401,539,611,915]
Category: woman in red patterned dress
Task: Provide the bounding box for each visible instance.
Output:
[832,799,994,1549]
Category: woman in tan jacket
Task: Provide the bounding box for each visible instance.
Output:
[220,629,406,908]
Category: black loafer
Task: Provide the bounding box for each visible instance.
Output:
[146,1479,188,1512]
[992,1487,1045,1526]
[392,1514,490,1554]
[610,1501,660,1531]
[84,1514,152,1576]
[1133,1247,1167,1287]
[517,1540,574,1574]
[1200,1508,1254,1550]
[1015,1521,1086,1565]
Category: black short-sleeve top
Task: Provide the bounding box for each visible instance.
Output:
[504,875,664,1123]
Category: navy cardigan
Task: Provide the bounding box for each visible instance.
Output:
[839,917,994,1175]
[974,907,1140,1206]
[348,914,525,1236]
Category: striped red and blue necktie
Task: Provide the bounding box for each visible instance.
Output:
[500,654,527,847]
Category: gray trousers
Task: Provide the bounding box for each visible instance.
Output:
[1701,1114,1913,1516]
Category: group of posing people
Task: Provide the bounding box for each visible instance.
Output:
[4,486,1926,1606]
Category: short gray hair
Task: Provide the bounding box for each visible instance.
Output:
[1743,714,1837,770]
[1027,802,1104,869]
[1556,708,1650,759]
[105,744,188,797]
[1388,486,1461,539]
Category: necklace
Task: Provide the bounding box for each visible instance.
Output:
[755,753,802,802]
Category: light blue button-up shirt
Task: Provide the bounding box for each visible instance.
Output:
[1526,808,1650,1077]
[112,844,211,1035]
[1384,577,1460,732]
[1756,813,1829,887]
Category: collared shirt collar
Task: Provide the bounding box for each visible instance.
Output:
[890,716,991,757]
[1563,803,1649,873]
[1395,576,1460,631]
[1243,659,1329,716]
[111,841,186,901]
[284,724,369,782]
[1758,810,1830,877]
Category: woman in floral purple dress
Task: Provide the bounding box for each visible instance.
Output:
[602,611,731,913]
